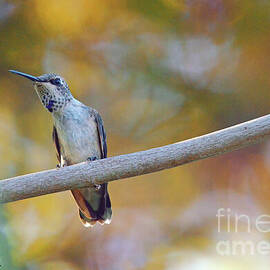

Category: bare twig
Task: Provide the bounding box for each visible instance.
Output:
[1,114,270,203]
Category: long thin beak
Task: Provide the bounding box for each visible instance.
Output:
[8,70,42,82]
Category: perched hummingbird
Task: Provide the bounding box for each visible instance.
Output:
[9,70,112,227]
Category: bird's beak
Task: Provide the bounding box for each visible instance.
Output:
[8,70,42,82]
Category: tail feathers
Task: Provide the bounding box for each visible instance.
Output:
[71,183,112,227]
[79,209,111,227]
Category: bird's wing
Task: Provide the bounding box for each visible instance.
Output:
[52,125,61,164]
[93,111,107,159]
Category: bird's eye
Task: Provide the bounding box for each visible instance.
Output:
[50,78,61,86]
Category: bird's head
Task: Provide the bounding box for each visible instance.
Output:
[9,70,73,113]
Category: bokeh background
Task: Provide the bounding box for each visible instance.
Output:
[1,0,270,269]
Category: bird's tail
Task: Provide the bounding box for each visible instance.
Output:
[71,183,112,227]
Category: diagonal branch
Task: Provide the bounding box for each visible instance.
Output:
[1,114,270,203]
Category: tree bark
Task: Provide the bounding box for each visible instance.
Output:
[1,114,270,203]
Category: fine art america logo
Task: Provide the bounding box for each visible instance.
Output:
[216,208,270,256]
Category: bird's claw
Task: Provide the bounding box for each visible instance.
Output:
[87,156,98,162]
[56,163,67,169]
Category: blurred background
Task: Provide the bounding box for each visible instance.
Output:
[1,0,270,269]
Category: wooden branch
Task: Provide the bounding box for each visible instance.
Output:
[1,114,270,203]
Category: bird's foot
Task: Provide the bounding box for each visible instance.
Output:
[56,163,67,169]
[87,156,98,162]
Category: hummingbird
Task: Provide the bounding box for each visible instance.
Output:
[9,70,112,227]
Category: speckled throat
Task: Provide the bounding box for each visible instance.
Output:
[34,83,72,113]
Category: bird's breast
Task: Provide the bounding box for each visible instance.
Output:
[54,110,101,165]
